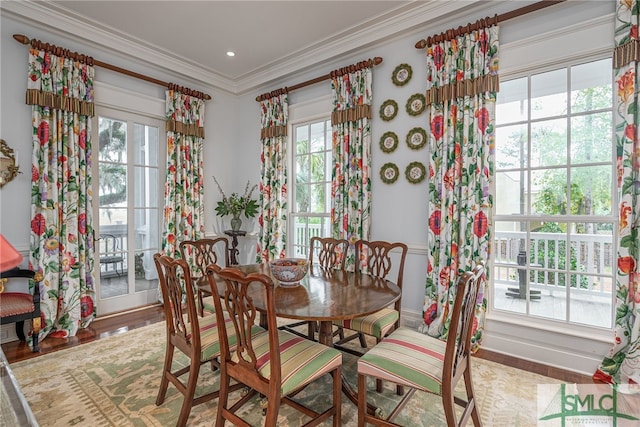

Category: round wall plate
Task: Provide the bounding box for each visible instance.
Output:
[379,131,399,153]
[379,99,398,121]
[406,93,426,116]
[380,163,399,184]
[392,63,412,86]
[405,161,426,184]
[406,127,427,150]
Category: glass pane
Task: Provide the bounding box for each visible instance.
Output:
[496,77,527,125]
[531,168,567,215]
[134,166,158,208]
[296,126,309,154]
[529,273,567,321]
[528,224,568,320]
[134,249,158,292]
[309,183,326,213]
[496,124,527,170]
[310,121,325,152]
[295,182,310,212]
[495,171,528,215]
[134,208,158,251]
[493,221,527,263]
[98,224,128,298]
[531,119,567,167]
[99,163,128,208]
[529,222,567,275]
[309,152,324,184]
[568,221,613,279]
[296,154,310,182]
[569,279,612,328]
[571,59,612,113]
[99,122,127,209]
[293,216,308,250]
[570,165,612,216]
[571,112,612,164]
[531,68,567,120]
[133,123,159,167]
[98,117,127,162]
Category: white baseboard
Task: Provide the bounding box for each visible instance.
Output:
[0,323,20,344]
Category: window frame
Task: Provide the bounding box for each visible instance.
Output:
[286,96,333,259]
[492,53,617,334]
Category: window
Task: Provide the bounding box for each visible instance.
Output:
[289,118,332,258]
[493,58,614,329]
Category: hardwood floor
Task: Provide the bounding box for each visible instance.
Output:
[1,304,165,363]
[1,305,594,384]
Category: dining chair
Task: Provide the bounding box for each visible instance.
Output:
[179,238,230,316]
[357,262,485,427]
[309,236,348,272]
[206,263,343,427]
[153,253,243,427]
[332,239,408,355]
[279,236,350,340]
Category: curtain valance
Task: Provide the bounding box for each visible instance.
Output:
[26,89,95,116]
[425,74,499,105]
[331,105,372,124]
[613,38,640,68]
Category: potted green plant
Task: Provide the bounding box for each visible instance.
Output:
[212,176,259,231]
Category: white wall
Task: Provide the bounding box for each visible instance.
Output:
[0,0,617,375]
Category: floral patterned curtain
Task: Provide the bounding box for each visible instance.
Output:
[330,62,373,270]
[161,87,206,259]
[593,0,640,385]
[419,21,498,351]
[27,43,96,342]
[256,92,288,262]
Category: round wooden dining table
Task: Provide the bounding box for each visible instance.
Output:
[228,263,402,411]
[233,263,402,347]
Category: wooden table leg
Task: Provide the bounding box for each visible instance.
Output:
[318,321,378,415]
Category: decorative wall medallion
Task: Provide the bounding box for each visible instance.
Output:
[380,163,399,184]
[405,161,426,184]
[392,63,412,86]
[406,127,427,150]
[379,132,399,153]
[406,93,426,116]
[379,99,398,121]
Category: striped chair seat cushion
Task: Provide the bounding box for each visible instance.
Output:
[357,327,446,394]
[200,295,216,314]
[332,307,399,338]
[238,329,342,396]
[186,313,264,362]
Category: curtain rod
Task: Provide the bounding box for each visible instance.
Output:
[13,34,212,101]
[414,0,567,49]
[256,57,383,102]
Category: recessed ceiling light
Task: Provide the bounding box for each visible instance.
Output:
[226,51,235,57]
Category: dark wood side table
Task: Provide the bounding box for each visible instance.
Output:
[223,230,247,265]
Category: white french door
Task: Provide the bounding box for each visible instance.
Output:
[92,106,164,315]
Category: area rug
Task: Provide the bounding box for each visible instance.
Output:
[10,321,562,426]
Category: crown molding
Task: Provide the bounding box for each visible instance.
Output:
[3,0,500,95]
[234,0,493,94]
[1,0,236,93]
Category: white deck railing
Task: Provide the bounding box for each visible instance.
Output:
[493,231,613,297]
